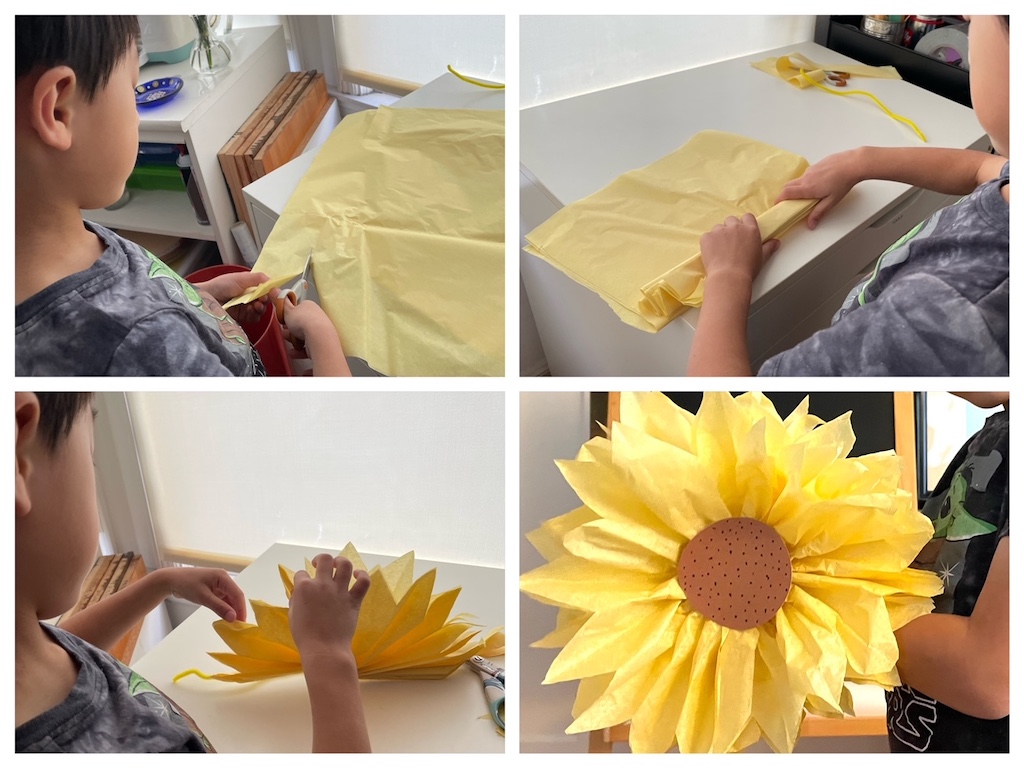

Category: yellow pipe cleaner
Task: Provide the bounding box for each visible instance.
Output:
[800,69,927,143]
[447,64,505,90]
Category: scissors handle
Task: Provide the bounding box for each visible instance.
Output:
[481,676,505,730]
[273,290,298,323]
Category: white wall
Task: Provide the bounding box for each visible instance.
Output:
[520,391,591,752]
[521,15,815,108]
[121,392,504,568]
[335,15,504,87]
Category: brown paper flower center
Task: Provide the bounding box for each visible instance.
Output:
[677,517,792,630]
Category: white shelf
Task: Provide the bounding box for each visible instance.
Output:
[84,189,215,241]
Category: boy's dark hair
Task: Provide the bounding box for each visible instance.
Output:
[15,16,140,101]
[35,393,93,452]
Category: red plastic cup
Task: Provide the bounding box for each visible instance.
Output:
[186,264,291,376]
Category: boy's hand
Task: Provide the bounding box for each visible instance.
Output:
[289,554,371,660]
[700,214,780,285]
[282,300,351,375]
[193,272,272,324]
[281,299,335,348]
[776,149,863,229]
[161,567,247,623]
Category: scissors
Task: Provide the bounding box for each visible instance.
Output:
[272,249,313,322]
[465,655,504,731]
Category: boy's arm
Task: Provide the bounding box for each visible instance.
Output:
[778,147,1005,229]
[688,214,780,376]
[303,652,371,753]
[290,554,372,752]
[59,568,245,653]
[894,537,1009,719]
[282,300,352,376]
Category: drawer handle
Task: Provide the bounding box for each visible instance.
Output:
[868,187,925,229]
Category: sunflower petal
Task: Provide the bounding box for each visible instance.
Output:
[613,422,730,537]
[545,600,680,683]
[520,555,667,612]
[628,611,702,753]
[566,613,682,734]
[563,517,682,570]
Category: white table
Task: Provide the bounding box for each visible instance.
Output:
[84,26,289,266]
[520,41,989,375]
[133,543,505,753]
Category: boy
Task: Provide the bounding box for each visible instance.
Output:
[689,16,1008,376]
[15,17,349,376]
[16,392,371,751]
[886,391,1009,752]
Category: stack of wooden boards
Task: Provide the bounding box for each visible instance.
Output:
[58,553,148,664]
[219,70,330,236]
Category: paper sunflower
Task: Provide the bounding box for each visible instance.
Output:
[177,543,504,684]
[520,392,941,753]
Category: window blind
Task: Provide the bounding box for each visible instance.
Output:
[334,15,504,95]
[125,392,504,569]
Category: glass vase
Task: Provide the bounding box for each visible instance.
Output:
[189,15,231,76]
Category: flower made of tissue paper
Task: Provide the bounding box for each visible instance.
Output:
[519,392,941,753]
[176,544,504,683]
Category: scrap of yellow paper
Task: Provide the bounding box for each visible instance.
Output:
[221,271,300,309]
[175,543,505,684]
[523,131,816,332]
[250,107,505,377]
[750,52,901,88]
[752,54,925,142]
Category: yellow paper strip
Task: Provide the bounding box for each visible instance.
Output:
[221,271,300,309]
[750,52,901,89]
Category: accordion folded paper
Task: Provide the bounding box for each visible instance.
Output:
[251,107,505,376]
[520,392,941,753]
[523,131,817,332]
[176,544,505,683]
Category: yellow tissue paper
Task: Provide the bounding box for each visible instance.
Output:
[523,131,817,332]
[520,392,941,753]
[176,544,504,684]
[751,52,901,88]
[251,107,505,376]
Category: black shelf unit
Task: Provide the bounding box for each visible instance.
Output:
[815,16,971,108]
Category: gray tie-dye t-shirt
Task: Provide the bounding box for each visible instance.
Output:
[16,625,211,753]
[759,162,1009,376]
[16,223,262,376]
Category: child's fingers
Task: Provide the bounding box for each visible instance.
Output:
[212,575,248,622]
[313,553,335,579]
[333,556,354,586]
[775,181,804,203]
[241,272,269,287]
[806,199,833,230]
[350,570,371,603]
[205,589,238,623]
[761,239,781,264]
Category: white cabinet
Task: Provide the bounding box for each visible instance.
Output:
[83,26,289,266]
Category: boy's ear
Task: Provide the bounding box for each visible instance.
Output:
[29,66,78,152]
[15,393,42,518]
